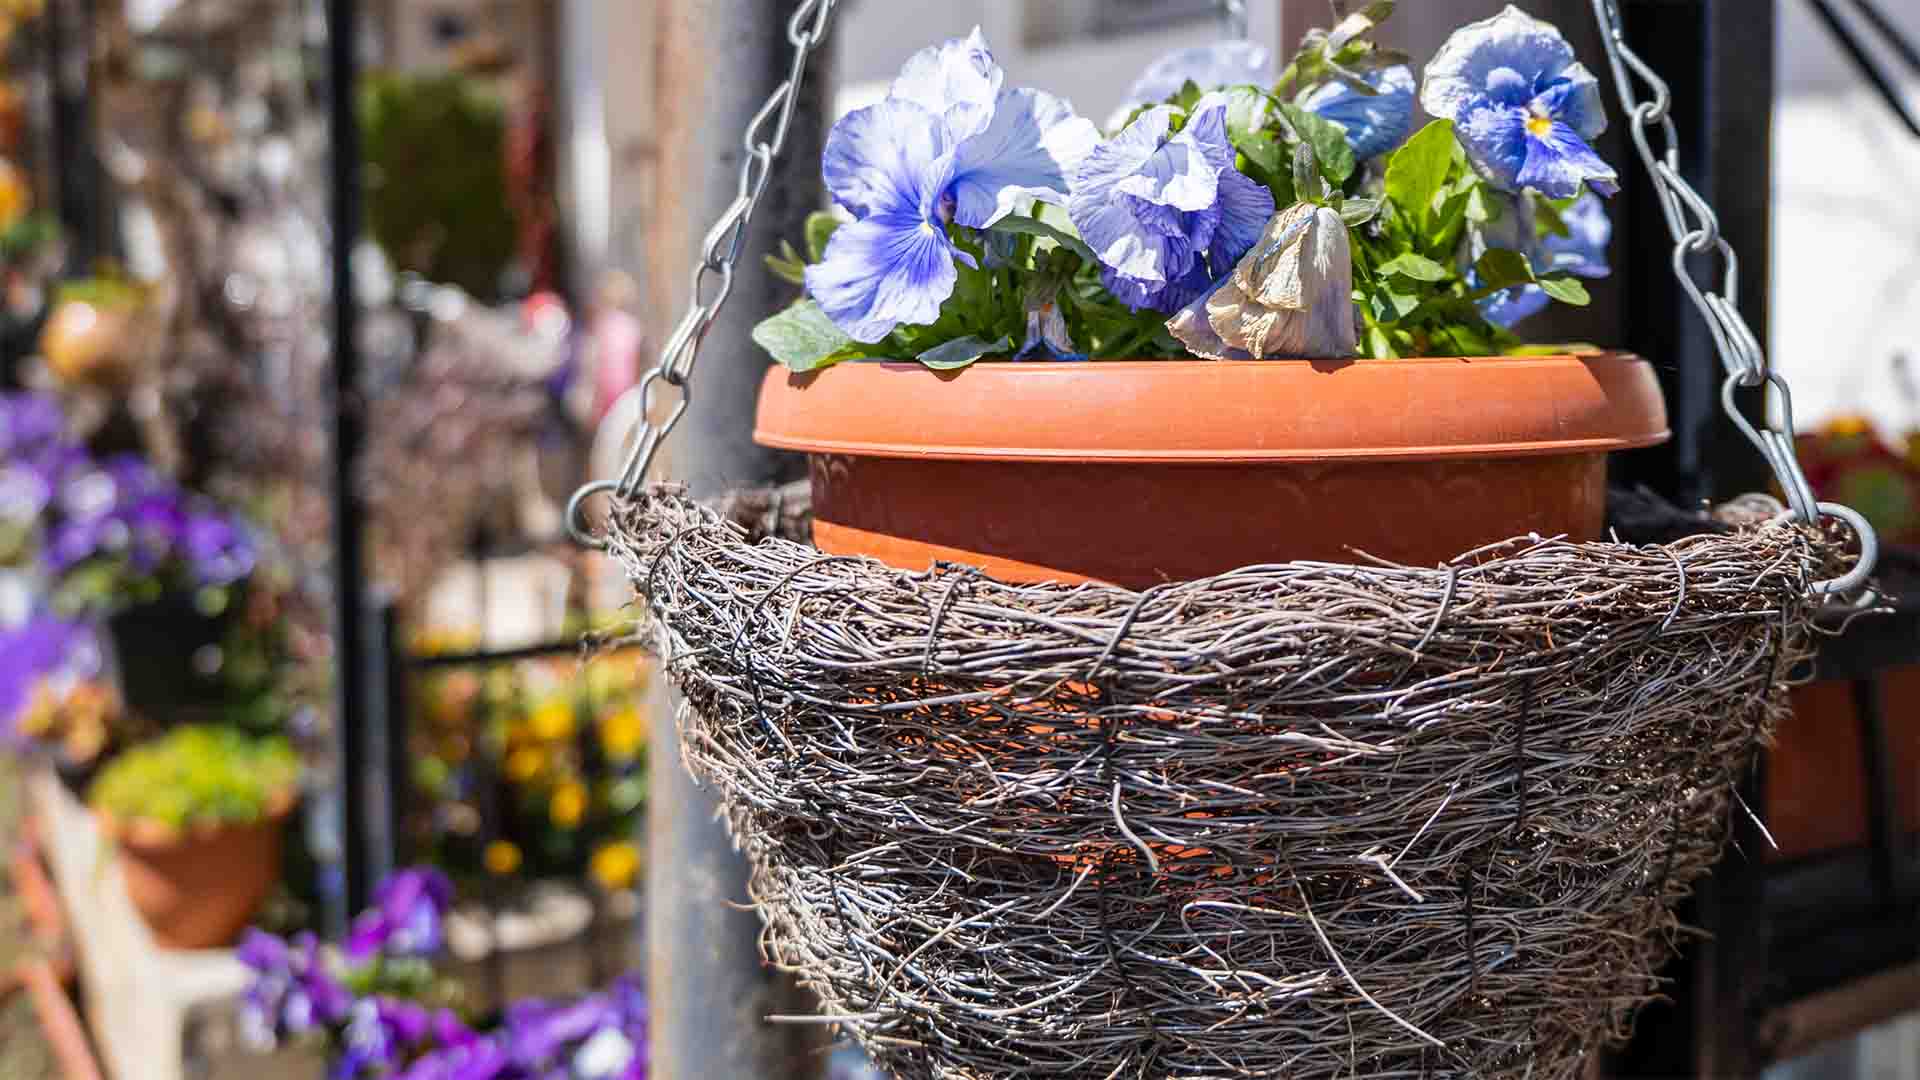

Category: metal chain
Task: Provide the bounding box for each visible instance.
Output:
[566,0,840,549]
[1589,0,1876,597]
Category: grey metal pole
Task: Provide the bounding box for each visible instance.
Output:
[637,2,834,1078]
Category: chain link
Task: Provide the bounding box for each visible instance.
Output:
[567,0,840,548]
[1589,0,1876,595]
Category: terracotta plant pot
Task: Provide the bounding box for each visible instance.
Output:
[755,353,1669,587]
[96,796,292,950]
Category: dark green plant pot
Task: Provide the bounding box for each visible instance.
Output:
[106,593,233,722]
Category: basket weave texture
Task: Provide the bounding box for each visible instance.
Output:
[608,485,1835,1079]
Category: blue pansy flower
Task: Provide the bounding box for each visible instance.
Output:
[1474,191,1612,328]
[1301,65,1417,161]
[1420,5,1617,199]
[1117,41,1272,117]
[1068,92,1277,313]
[806,29,1098,343]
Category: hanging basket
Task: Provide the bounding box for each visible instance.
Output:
[605,485,1847,1079]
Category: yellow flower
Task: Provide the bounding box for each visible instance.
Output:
[0,158,29,230]
[589,842,641,891]
[599,707,645,762]
[528,699,575,742]
[484,840,522,875]
[505,746,547,783]
[549,781,588,828]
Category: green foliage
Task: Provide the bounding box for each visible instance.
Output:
[361,73,515,298]
[751,299,853,372]
[89,725,299,830]
[753,1,1599,367]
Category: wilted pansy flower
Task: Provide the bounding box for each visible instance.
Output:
[1068,92,1276,313]
[345,866,454,962]
[1118,41,1272,114]
[806,29,1097,342]
[1301,65,1417,161]
[1167,202,1357,360]
[1420,5,1616,198]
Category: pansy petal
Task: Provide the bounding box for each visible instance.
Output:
[889,26,1002,140]
[805,213,958,343]
[822,99,955,218]
[1302,65,1416,161]
[1455,103,1529,191]
[1122,41,1272,112]
[950,88,1099,228]
[1531,67,1608,140]
[1515,121,1618,199]
[1208,168,1278,277]
[1422,5,1579,122]
[1480,284,1550,328]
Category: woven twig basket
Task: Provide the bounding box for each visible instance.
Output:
[608,485,1839,1079]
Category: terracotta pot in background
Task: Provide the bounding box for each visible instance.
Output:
[96,797,292,950]
[755,354,1670,587]
[1770,666,1920,860]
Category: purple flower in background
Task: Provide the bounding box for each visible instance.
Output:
[1301,65,1417,161]
[183,511,255,585]
[1420,5,1616,199]
[1068,92,1276,312]
[239,930,355,1051]
[0,614,82,733]
[806,29,1098,342]
[346,867,454,962]
[0,394,67,458]
[1120,41,1272,113]
[334,997,433,1080]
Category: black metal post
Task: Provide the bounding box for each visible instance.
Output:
[327,0,374,917]
[44,0,106,269]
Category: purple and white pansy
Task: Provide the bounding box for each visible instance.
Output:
[1420,4,1617,199]
[806,29,1097,343]
[1067,93,1275,313]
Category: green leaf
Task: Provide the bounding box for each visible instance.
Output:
[752,299,855,372]
[1381,287,1422,320]
[917,334,1012,371]
[804,211,841,262]
[1464,182,1496,225]
[1290,140,1331,204]
[1365,322,1399,359]
[1384,119,1456,234]
[1376,252,1450,282]
[1223,86,1273,143]
[1174,79,1205,112]
[1538,275,1592,306]
[1340,197,1382,226]
[764,240,807,286]
[1278,103,1356,185]
[1531,194,1571,240]
[1473,248,1536,290]
[986,215,1098,265]
[1233,131,1292,203]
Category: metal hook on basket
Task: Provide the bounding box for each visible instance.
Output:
[1773,502,1880,599]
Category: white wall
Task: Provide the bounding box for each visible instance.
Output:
[1772,0,1920,433]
